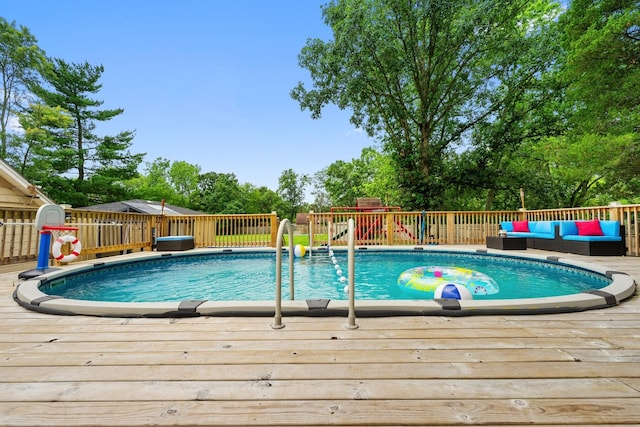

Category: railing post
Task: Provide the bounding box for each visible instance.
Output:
[385,212,394,245]
[270,211,279,248]
[446,212,455,245]
[609,203,620,222]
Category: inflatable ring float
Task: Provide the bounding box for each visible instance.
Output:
[51,235,82,263]
[397,266,499,296]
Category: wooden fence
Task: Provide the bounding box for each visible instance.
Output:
[308,205,639,255]
[1,204,638,267]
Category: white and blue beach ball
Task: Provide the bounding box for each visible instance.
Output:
[434,283,473,300]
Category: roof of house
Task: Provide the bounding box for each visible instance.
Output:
[0,158,56,208]
[78,199,204,215]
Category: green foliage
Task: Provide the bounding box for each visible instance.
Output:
[125,157,204,208]
[322,160,361,207]
[292,0,561,209]
[243,184,287,216]
[125,157,178,204]
[560,0,640,135]
[358,147,401,206]
[193,171,245,214]
[277,168,309,220]
[22,58,144,206]
[532,134,640,207]
[168,160,201,203]
[11,104,73,179]
[309,170,331,212]
[123,158,289,215]
[0,18,45,157]
[320,147,401,208]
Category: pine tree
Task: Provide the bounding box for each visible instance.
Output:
[28,58,144,206]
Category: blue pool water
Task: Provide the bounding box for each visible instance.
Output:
[42,251,611,303]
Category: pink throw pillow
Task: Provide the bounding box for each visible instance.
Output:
[512,221,529,232]
[576,220,604,236]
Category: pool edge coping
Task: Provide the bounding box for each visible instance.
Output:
[13,246,638,318]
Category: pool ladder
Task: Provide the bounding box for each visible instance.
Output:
[271,218,357,330]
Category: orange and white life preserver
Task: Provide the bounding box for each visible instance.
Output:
[51,235,82,263]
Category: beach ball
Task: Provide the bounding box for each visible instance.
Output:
[294,244,306,257]
[434,283,473,300]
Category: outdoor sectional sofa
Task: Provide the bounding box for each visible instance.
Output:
[499,219,626,256]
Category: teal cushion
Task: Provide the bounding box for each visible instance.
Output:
[532,221,553,234]
[500,221,514,232]
[529,232,556,239]
[562,235,622,242]
[599,221,620,237]
[506,232,530,237]
[559,221,578,237]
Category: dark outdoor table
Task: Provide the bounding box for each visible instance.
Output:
[486,236,527,250]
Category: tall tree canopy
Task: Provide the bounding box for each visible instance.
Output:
[28,59,143,206]
[292,0,561,209]
[560,0,640,136]
[555,0,640,204]
[0,18,44,158]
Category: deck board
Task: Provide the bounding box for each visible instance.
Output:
[1,248,639,426]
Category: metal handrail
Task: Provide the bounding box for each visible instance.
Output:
[271,218,294,329]
[271,217,357,330]
[345,218,358,329]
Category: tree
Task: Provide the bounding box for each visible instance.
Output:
[193,171,245,214]
[0,18,45,158]
[125,157,178,203]
[310,170,331,212]
[169,160,201,204]
[292,0,561,209]
[243,184,287,215]
[322,160,362,207]
[555,0,640,204]
[560,0,640,136]
[320,148,401,208]
[357,147,401,207]
[277,169,309,220]
[125,157,205,207]
[532,133,639,208]
[12,103,73,185]
[28,58,143,206]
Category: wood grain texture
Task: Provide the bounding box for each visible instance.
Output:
[1,249,639,426]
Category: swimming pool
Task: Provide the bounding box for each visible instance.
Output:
[14,246,636,317]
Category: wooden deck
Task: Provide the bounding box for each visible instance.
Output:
[1,249,640,426]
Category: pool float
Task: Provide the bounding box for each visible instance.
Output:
[397,266,499,296]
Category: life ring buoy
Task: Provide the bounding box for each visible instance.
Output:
[51,235,82,263]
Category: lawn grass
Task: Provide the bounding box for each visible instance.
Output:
[284,235,310,246]
[210,234,326,246]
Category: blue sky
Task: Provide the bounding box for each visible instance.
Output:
[3,1,374,192]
